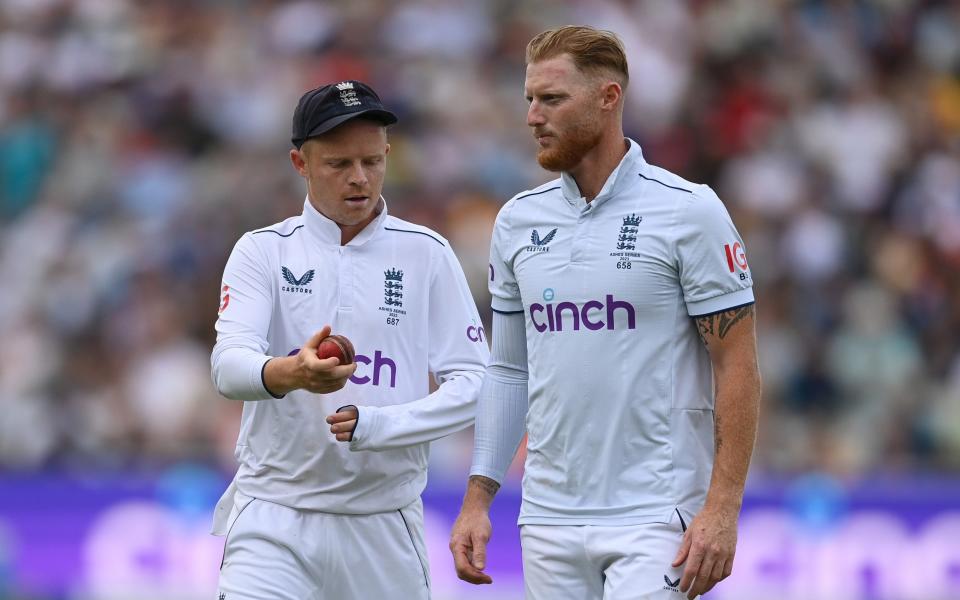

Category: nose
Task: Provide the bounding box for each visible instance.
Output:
[347,161,368,187]
[527,101,545,128]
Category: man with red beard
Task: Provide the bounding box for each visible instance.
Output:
[449,26,761,600]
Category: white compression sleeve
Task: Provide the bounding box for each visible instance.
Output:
[469,310,529,485]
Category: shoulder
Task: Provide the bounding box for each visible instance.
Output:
[510,179,563,203]
[638,164,731,220]
[496,178,562,228]
[638,164,698,200]
[382,216,449,248]
[230,215,304,259]
[249,215,306,242]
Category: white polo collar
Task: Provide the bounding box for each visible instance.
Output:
[560,138,646,211]
[302,195,389,247]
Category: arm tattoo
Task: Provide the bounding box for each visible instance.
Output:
[696,313,715,347]
[469,475,500,498]
[695,305,754,345]
[715,414,724,453]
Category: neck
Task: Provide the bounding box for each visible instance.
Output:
[338,222,368,245]
[338,204,381,245]
[569,130,628,201]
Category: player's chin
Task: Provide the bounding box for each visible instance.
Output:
[338,199,375,220]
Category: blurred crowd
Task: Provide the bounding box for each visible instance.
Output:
[0,0,958,484]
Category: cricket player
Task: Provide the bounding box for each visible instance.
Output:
[211,80,488,599]
[449,26,761,600]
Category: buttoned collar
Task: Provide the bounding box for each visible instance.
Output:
[560,138,646,212]
[301,195,389,247]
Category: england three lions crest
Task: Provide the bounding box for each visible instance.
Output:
[384,268,403,307]
[379,267,407,323]
[609,214,643,268]
[617,214,641,250]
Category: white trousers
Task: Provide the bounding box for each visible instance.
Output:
[521,510,694,600]
[216,492,430,600]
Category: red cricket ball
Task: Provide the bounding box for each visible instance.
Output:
[316,334,356,365]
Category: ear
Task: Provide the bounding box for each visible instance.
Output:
[599,81,623,113]
[290,147,308,177]
[385,142,391,156]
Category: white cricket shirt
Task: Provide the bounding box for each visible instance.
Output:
[489,139,754,525]
[210,197,487,529]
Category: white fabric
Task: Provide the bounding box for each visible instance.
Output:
[210,197,488,520]
[469,310,528,484]
[217,490,430,600]
[520,510,693,600]
[487,139,754,526]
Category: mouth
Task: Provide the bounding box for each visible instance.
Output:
[534,132,554,146]
[344,195,370,204]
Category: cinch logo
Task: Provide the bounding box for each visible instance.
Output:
[467,325,485,342]
[529,295,636,332]
[287,348,398,387]
[524,228,557,252]
[724,242,748,273]
[281,267,314,294]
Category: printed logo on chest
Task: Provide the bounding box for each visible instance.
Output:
[281,266,314,294]
[609,214,643,270]
[524,228,557,253]
[380,267,407,326]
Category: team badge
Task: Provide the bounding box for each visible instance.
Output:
[380,267,407,325]
[610,214,642,270]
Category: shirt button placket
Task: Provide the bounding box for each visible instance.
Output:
[570,204,591,263]
[338,246,353,313]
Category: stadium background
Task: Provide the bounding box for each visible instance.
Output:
[1,0,959,599]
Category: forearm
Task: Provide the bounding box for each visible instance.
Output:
[350,370,484,451]
[211,345,280,401]
[469,310,529,483]
[705,362,761,511]
[461,475,501,512]
[469,370,527,483]
[261,355,301,397]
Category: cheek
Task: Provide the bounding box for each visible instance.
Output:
[366,165,386,184]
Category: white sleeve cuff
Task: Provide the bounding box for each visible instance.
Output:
[686,287,755,317]
[212,347,281,401]
[491,299,524,314]
[349,405,382,451]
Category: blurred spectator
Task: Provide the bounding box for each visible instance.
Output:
[0,0,957,484]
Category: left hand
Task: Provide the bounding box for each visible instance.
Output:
[326,405,359,442]
[672,504,739,599]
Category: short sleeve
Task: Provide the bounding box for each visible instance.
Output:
[489,205,523,313]
[674,186,755,317]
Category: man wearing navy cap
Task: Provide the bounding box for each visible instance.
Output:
[210,81,488,599]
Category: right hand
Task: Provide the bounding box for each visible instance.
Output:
[449,506,493,585]
[265,326,357,395]
[295,326,357,393]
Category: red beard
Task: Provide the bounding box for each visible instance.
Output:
[536,122,602,172]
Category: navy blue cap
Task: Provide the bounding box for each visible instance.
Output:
[291,80,398,148]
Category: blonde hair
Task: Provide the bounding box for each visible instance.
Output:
[526,25,628,87]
